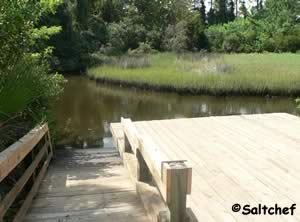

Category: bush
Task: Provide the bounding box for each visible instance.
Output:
[146,29,163,50]
[107,17,147,53]
[274,31,300,52]
[205,25,225,52]
[128,42,157,55]
[0,0,65,149]
[186,13,207,50]
[0,57,64,118]
[206,1,300,53]
[222,33,242,52]
[163,21,189,52]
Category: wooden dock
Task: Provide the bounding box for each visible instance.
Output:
[24,148,150,222]
[111,113,300,222]
[2,113,300,222]
[0,125,149,222]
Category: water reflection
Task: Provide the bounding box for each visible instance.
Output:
[52,76,298,148]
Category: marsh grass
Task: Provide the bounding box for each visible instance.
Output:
[176,53,233,75]
[88,53,300,96]
[101,55,152,69]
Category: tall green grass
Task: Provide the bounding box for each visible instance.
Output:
[88,53,300,96]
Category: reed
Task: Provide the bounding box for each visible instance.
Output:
[88,53,300,96]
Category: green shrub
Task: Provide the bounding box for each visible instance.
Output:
[146,29,163,50]
[107,16,147,53]
[128,42,157,55]
[205,25,225,52]
[0,0,64,150]
[222,33,242,52]
[163,21,189,52]
[0,56,64,119]
[206,11,300,53]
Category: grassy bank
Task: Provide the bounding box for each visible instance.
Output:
[87,53,300,96]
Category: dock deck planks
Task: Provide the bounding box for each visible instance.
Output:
[24,148,150,222]
[112,113,300,222]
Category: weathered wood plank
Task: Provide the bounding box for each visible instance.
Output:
[114,113,300,222]
[121,119,168,200]
[24,149,150,222]
[0,141,49,218]
[13,150,52,222]
[120,119,193,222]
[0,124,48,182]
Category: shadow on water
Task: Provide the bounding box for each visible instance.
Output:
[52,76,298,148]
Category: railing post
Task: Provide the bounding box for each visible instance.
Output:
[163,161,192,222]
[47,130,54,158]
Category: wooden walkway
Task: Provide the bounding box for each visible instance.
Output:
[24,149,149,222]
[111,113,300,222]
[3,113,300,222]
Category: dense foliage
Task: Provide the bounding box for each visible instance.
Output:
[43,0,300,72]
[206,0,300,52]
[0,0,64,149]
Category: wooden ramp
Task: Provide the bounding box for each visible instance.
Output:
[111,113,300,222]
[24,149,149,222]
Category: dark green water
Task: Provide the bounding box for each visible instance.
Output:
[53,76,298,148]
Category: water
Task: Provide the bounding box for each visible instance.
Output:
[52,76,298,148]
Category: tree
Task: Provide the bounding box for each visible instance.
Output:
[101,0,124,23]
[215,0,227,23]
[0,0,64,120]
[260,0,300,52]
[199,0,206,24]
[76,0,90,29]
[163,21,189,52]
[228,0,235,21]
[239,0,248,18]
[256,0,263,11]
[235,0,239,16]
[187,12,208,50]
[207,7,217,25]
[102,0,114,23]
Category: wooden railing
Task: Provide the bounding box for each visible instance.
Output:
[0,123,53,222]
[118,118,192,222]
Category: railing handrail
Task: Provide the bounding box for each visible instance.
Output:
[0,123,53,222]
[0,124,49,183]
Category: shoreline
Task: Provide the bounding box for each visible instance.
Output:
[89,76,300,97]
[87,53,300,97]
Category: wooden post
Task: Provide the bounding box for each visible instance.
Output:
[47,130,54,158]
[163,162,192,222]
[124,134,132,153]
[136,149,152,183]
